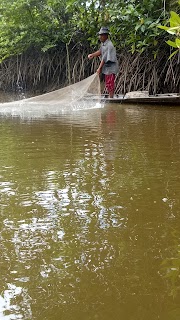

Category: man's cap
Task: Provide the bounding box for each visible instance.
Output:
[98,27,110,35]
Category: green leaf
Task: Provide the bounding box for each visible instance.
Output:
[166,26,179,35]
[141,25,145,32]
[157,25,170,31]
[135,24,140,31]
[170,11,180,28]
[166,40,178,48]
[175,38,180,48]
[153,39,158,46]
[41,43,56,52]
[131,43,135,54]
[168,49,179,59]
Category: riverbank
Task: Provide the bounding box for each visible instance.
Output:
[0,45,179,101]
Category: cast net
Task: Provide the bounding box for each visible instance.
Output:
[0,73,102,117]
[25,73,101,105]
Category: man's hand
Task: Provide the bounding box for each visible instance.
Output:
[96,68,101,75]
[88,54,94,59]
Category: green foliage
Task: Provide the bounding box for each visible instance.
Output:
[0,0,74,61]
[0,0,180,61]
[158,10,180,58]
[101,0,172,54]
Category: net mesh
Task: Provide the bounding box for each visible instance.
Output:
[22,73,101,105]
[0,73,102,117]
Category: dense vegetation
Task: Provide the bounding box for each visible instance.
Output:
[0,0,179,95]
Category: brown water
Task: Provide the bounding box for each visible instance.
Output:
[0,102,180,320]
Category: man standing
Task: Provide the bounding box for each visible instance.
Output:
[88,27,119,98]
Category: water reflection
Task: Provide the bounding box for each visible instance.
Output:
[0,284,31,320]
[0,104,180,319]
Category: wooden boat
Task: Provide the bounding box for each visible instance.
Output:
[85,92,180,105]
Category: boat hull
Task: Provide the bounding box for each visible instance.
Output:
[85,94,180,105]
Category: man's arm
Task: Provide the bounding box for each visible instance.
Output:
[97,59,105,75]
[88,50,101,59]
[88,49,104,74]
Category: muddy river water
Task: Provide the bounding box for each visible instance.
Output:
[0,101,180,320]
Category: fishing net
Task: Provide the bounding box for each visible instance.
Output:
[24,73,101,105]
[0,73,102,117]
